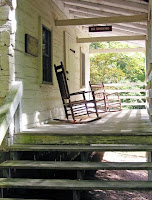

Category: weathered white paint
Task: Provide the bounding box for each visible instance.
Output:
[0,82,22,145]
[0,0,17,109]
[0,6,10,105]
[8,0,90,129]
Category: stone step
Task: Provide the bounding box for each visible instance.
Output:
[7,144,152,152]
[0,178,152,191]
[0,160,151,170]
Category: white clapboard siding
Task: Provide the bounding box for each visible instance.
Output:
[8,0,90,128]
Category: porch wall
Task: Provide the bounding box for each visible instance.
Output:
[13,0,90,129]
[0,1,15,105]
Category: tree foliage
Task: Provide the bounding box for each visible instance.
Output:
[90,42,145,83]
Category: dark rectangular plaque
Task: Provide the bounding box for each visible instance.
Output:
[25,34,38,57]
[89,26,112,32]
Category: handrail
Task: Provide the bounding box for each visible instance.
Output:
[104,83,145,87]
[0,82,23,145]
[104,82,146,107]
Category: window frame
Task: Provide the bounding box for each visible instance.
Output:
[42,25,53,85]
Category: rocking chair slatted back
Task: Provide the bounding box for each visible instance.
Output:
[54,62,70,99]
[89,81,107,112]
[89,81,121,112]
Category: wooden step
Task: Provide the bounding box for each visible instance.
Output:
[0,199,46,200]
[0,160,151,170]
[7,144,152,152]
[13,133,152,145]
[0,178,152,190]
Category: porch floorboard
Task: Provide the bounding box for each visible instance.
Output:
[22,109,152,136]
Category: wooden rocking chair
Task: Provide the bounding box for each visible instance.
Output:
[89,81,107,112]
[89,82,121,112]
[54,62,100,123]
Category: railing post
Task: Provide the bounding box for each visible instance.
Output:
[8,118,15,146]
[8,102,21,146]
[14,103,22,134]
[73,191,80,200]
[0,188,4,198]
[0,82,23,146]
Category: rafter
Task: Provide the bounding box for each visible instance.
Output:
[65,4,147,30]
[82,26,140,37]
[77,35,146,43]
[82,26,145,38]
[75,0,148,13]
[55,14,148,26]
[127,0,148,4]
[60,0,146,15]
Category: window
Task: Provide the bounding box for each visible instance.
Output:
[81,52,85,87]
[42,26,52,83]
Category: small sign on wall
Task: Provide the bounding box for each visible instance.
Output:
[25,34,38,57]
[89,26,112,32]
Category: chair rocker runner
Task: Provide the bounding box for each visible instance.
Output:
[54,62,100,123]
[89,82,121,112]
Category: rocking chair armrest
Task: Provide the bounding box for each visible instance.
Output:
[70,90,93,96]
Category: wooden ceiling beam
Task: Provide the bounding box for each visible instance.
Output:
[71,12,146,34]
[55,14,148,26]
[64,4,147,30]
[77,35,146,43]
[60,0,145,15]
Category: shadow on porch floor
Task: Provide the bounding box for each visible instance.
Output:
[24,109,152,136]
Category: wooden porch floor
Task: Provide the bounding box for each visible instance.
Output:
[14,109,152,145]
[24,109,152,136]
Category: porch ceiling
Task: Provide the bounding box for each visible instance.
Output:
[53,0,148,47]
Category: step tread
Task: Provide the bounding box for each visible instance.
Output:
[8,144,152,151]
[13,133,152,146]
[0,178,152,190]
[0,199,46,200]
[0,160,151,170]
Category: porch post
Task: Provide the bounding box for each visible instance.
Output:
[146,0,152,120]
[147,1,152,199]
[146,21,151,72]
